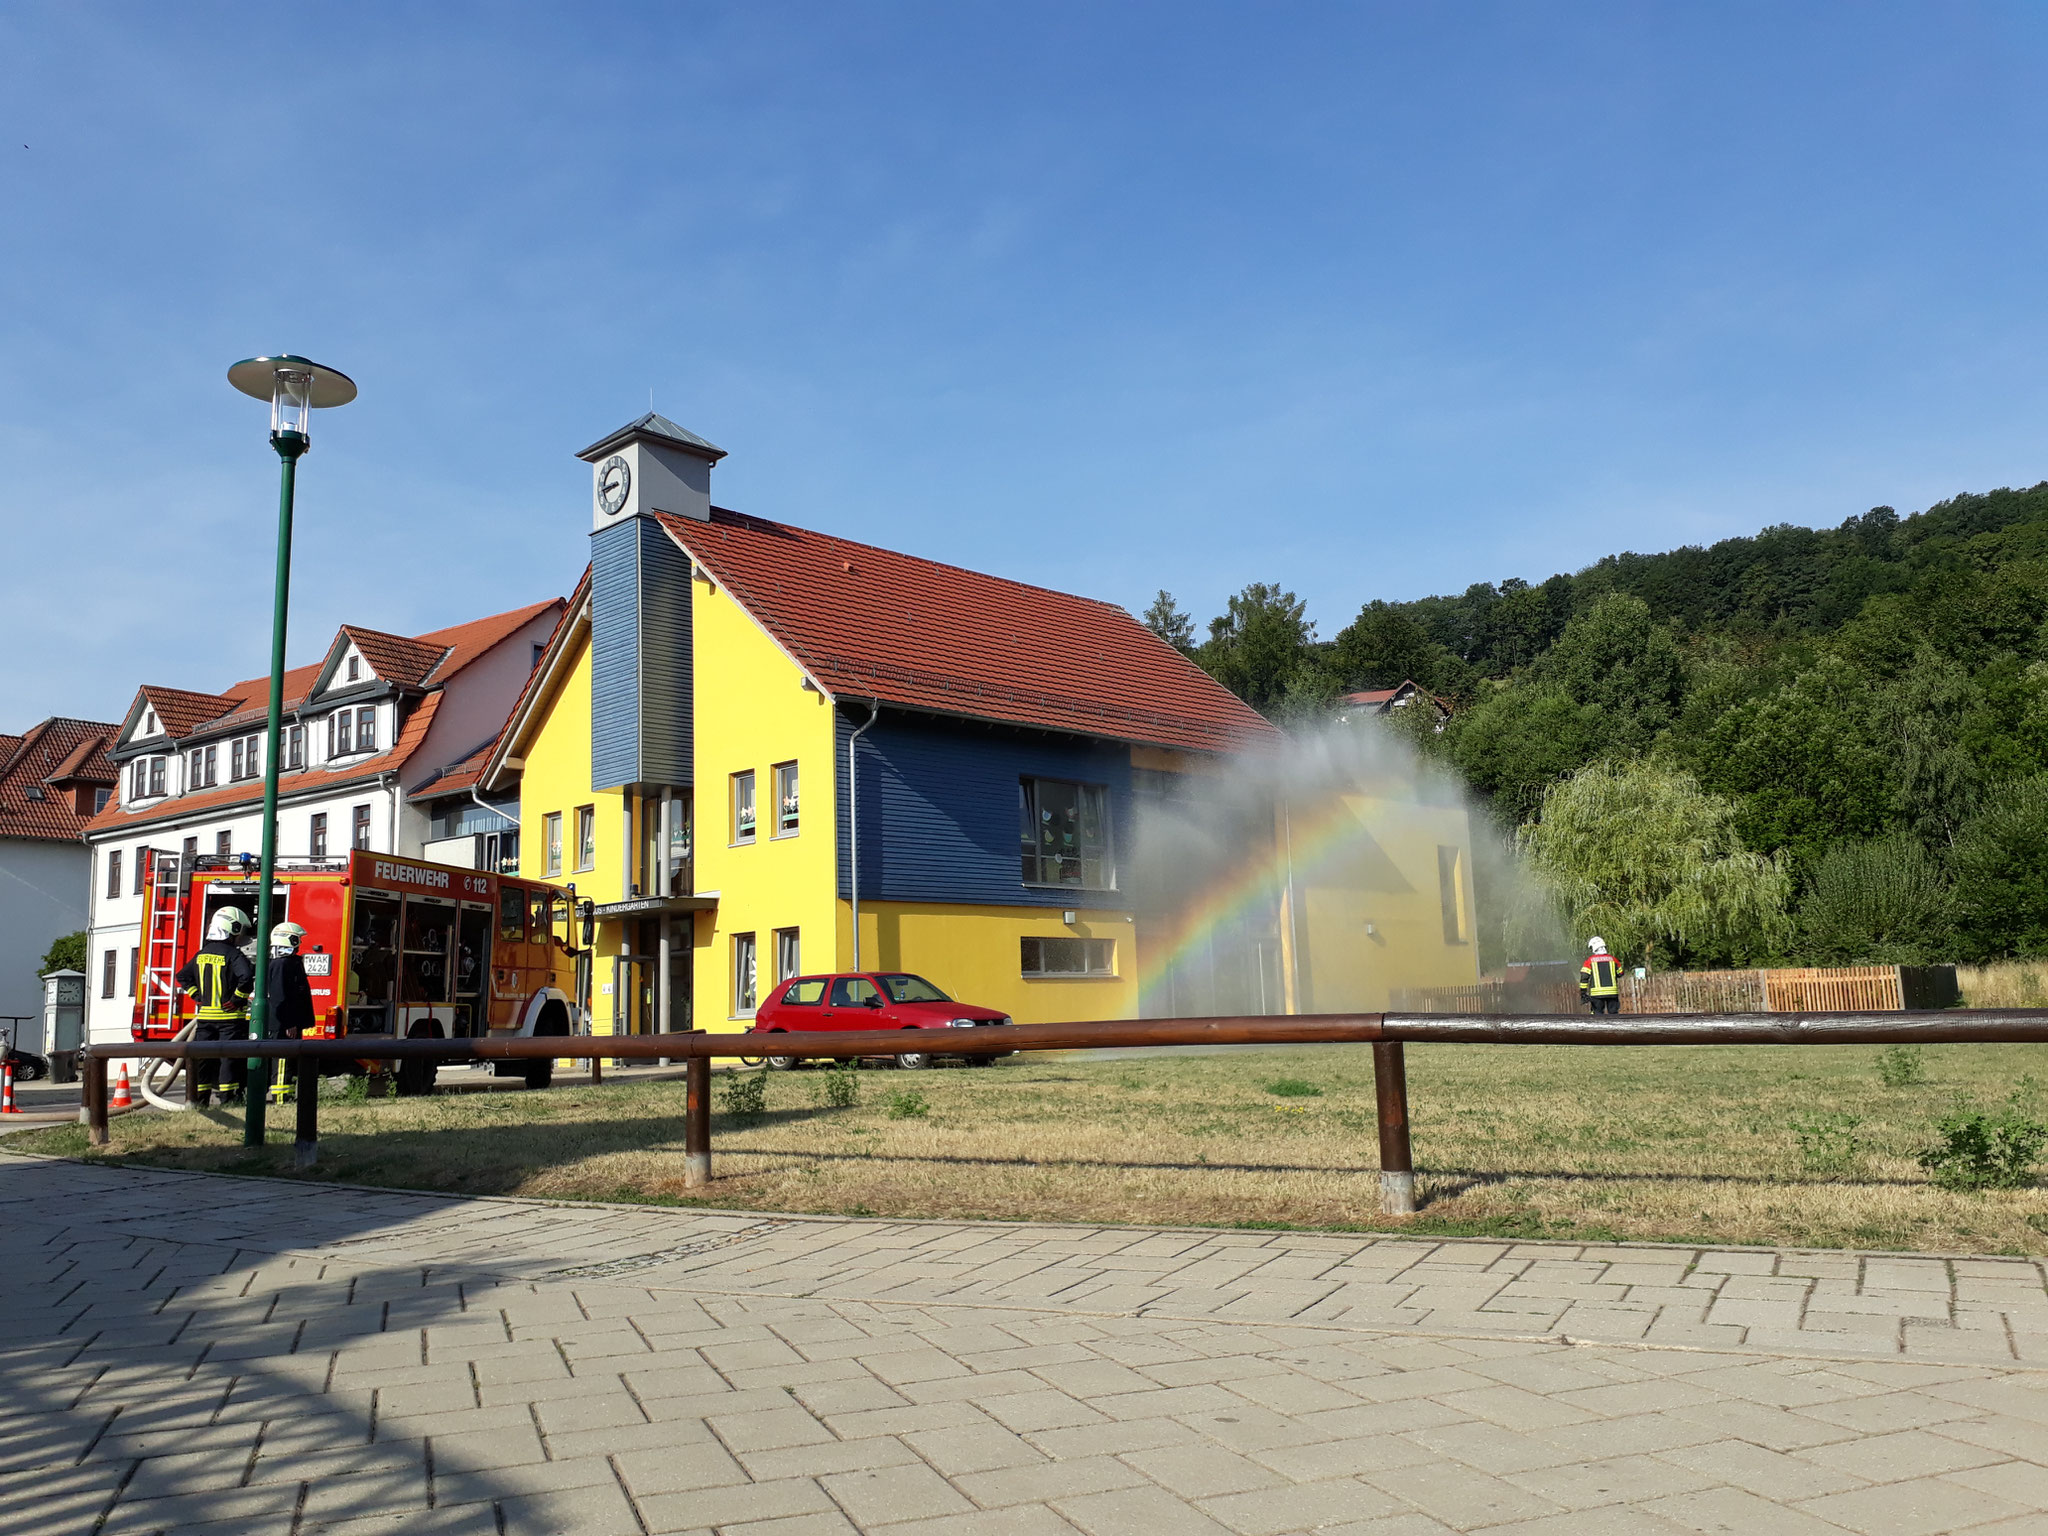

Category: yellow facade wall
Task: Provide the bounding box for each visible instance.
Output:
[689,573,840,1034]
[838,902,1139,1023]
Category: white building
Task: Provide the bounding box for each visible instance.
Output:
[83,600,564,1048]
[0,719,116,1052]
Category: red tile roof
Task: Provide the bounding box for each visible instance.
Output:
[85,694,444,837]
[88,598,563,837]
[0,718,119,841]
[340,626,448,689]
[43,735,115,784]
[658,511,1274,754]
[138,685,241,741]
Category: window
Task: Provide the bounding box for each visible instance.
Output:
[187,746,216,791]
[346,655,360,682]
[132,848,145,894]
[182,836,198,868]
[309,813,328,858]
[93,787,109,813]
[101,950,116,999]
[532,642,546,671]
[1021,937,1116,977]
[499,886,525,941]
[1019,778,1114,888]
[877,974,951,1002]
[774,928,801,985]
[356,706,377,752]
[216,830,231,858]
[782,978,827,1006]
[148,757,165,797]
[106,849,122,899]
[733,932,757,1016]
[142,708,157,735]
[772,762,799,836]
[575,806,595,871]
[127,948,139,998]
[543,812,563,876]
[732,771,756,843]
[829,976,881,1008]
[1437,845,1468,945]
[284,724,304,770]
[352,804,372,850]
[229,733,260,781]
[330,710,353,757]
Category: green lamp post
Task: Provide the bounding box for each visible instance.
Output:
[226,355,357,1148]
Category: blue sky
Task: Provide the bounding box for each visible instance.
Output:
[5,3,2048,726]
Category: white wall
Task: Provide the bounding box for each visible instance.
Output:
[0,837,90,1036]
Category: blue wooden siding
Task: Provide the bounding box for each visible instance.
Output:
[591,519,693,790]
[835,707,1131,909]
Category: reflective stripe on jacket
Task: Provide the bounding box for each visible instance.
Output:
[1579,954,1620,997]
[177,941,253,1019]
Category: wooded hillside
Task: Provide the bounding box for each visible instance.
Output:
[1145,484,2048,969]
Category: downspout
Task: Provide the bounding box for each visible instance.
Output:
[847,700,880,971]
[471,786,517,826]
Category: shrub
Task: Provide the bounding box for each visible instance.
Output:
[339,1074,368,1104]
[1918,1089,2048,1191]
[1954,774,2048,959]
[1792,1112,1862,1174]
[884,1087,929,1120]
[814,1063,860,1109]
[38,931,87,977]
[1797,835,1955,964]
[1875,1045,1928,1088]
[1265,1079,1322,1098]
[720,1071,766,1122]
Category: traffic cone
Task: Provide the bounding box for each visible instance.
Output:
[110,1064,132,1111]
[0,1060,18,1115]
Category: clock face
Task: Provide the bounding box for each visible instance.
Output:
[597,455,632,516]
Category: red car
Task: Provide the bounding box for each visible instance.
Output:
[745,972,1013,1070]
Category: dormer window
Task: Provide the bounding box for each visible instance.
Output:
[327,706,378,759]
[186,745,217,791]
[346,655,360,682]
[130,757,166,801]
[142,708,158,736]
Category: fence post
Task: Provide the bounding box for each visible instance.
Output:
[295,1057,318,1170]
[84,1055,110,1147]
[685,1054,711,1186]
[1372,1042,1414,1215]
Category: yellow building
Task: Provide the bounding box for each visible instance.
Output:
[485,414,1480,1045]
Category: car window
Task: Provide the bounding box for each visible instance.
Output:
[877,973,951,1003]
[783,978,826,1005]
[829,977,881,1007]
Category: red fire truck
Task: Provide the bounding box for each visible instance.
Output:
[134,848,584,1089]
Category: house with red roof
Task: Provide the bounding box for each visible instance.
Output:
[483,414,1479,1041]
[0,718,118,1043]
[80,599,565,1048]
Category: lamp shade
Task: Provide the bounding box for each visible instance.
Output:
[228,355,357,440]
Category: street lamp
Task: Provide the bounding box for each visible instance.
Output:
[226,355,357,1148]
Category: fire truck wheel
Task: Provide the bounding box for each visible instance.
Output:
[523,1059,554,1090]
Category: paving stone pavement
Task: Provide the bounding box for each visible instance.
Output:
[6,1153,2048,1535]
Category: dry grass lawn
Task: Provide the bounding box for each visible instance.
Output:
[19,1043,2048,1254]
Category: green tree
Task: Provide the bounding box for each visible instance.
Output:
[1796,834,1956,964]
[39,931,86,976]
[1519,759,1791,969]
[1141,590,1196,653]
[1879,646,1982,851]
[1444,685,1599,827]
[1197,583,1317,716]
[1332,600,1438,689]
[1534,593,1687,752]
[1954,774,2048,959]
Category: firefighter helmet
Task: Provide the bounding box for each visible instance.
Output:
[271,922,306,951]
[207,907,252,941]
[1588,936,1607,952]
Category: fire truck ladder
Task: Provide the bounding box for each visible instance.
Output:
[135,849,197,1111]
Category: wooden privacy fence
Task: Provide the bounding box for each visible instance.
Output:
[83,1006,2048,1215]
[1395,964,1961,1016]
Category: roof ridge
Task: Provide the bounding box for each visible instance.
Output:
[693,509,1130,616]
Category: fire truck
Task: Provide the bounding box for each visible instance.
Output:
[134,847,584,1090]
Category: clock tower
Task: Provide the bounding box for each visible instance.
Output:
[576,413,725,792]
[575,412,726,532]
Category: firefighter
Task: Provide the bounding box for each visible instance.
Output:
[265,922,315,1104]
[1579,936,1622,1015]
[178,908,255,1106]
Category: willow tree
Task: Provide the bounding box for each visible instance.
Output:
[1519,758,1790,969]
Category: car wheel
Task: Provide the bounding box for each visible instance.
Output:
[895,1050,933,1070]
[765,1055,801,1071]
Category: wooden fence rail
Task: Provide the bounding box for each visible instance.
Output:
[1396,964,1961,1016]
[82,1007,2048,1215]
